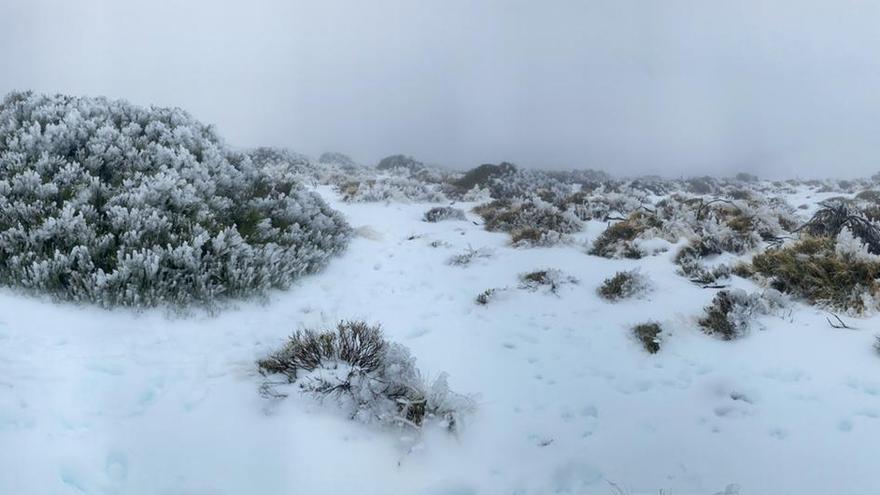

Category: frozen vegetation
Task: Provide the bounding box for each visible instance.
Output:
[0,92,350,308]
[2,92,880,494]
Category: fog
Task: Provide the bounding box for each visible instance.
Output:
[2,0,879,178]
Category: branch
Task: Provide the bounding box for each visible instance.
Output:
[826,313,856,330]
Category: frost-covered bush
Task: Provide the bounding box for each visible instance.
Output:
[655,196,793,256]
[258,321,471,431]
[423,206,466,223]
[318,151,358,168]
[698,289,785,340]
[481,167,575,202]
[562,189,647,222]
[339,176,446,203]
[750,236,880,313]
[452,162,516,192]
[686,176,718,194]
[589,212,662,259]
[0,91,351,308]
[597,269,651,301]
[632,322,662,353]
[798,200,880,255]
[247,147,314,177]
[474,197,581,246]
[247,148,363,188]
[735,172,759,183]
[673,241,732,285]
[518,269,577,294]
[376,154,423,173]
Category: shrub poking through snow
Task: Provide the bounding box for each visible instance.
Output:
[589,212,662,259]
[597,270,651,301]
[874,335,880,356]
[674,241,732,285]
[423,206,466,223]
[750,236,880,313]
[473,197,581,246]
[697,289,784,340]
[518,269,577,294]
[447,246,492,266]
[258,321,472,431]
[475,288,497,305]
[0,92,351,308]
[698,290,750,340]
[632,322,662,353]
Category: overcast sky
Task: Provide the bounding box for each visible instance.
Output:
[2,0,879,178]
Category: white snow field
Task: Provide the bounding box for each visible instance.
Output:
[1,187,879,495]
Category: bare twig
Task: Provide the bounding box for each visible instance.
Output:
[826,313,856,330]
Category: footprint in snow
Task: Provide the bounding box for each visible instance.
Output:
[551,461,603,492]
[855,408,879,419]
[713,404,753,419]
[418,480,477,495]
[405,327,431,339]
[105,451,129,482]
[844,377,880,396]
[769,427,788,439]
[762,368,809,383]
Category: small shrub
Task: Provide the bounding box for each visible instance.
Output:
[474,197,581,246]
[475,288,497,305]
[518,269,577,294]
[510,227,542,245]
[632,322,662,353]
[874,335,880,355]
[589,212,662,259]
[686,176,717,194]
[731,262,754,278]
[597,270,651,301]
[674,241,731,285]
[423,206,466,223]
[258,321,471,431]
[855,189,880,204]
[509,226,568,247]
[750,236,880,313]
[698,289,783,340]
[447,246,493,266]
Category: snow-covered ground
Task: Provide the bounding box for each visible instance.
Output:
[1,187,879,495]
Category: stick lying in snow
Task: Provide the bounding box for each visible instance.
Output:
[826,313,856,330]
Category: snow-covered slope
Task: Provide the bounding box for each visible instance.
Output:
[1,187,878,494]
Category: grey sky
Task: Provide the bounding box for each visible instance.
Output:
[2,0,879,178]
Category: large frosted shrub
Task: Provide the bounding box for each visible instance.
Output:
[0,91,350,308]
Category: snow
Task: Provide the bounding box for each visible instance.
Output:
[1,186,879,494]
